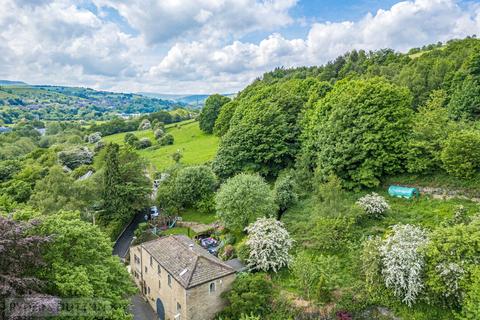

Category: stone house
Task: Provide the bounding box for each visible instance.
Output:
[130,235,236,320]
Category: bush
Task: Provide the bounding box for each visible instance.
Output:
[57,147,94,170]
[380,224,429,306]
[291,251,340,302]
[356,193,390,218]
[424,219,480,307]
[138,119,151,130]
[124,132,139,146]
[244,218,293,272]
[87,132,102,144]
[154,128,165,140]
[219,273,273,319]
[158,133,174,146]
[215,173,277,232]
[440,130,480,178]
[135,138,152,149]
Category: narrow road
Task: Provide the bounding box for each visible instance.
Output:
[113,212,145,259]
[113,213,157,320]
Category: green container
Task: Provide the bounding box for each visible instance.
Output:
[388,185,419,199]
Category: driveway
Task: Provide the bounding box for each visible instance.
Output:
[130,294,157,320]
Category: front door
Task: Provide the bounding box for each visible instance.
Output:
[156,298,165,320]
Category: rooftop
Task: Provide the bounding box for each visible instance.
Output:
[140,235,235,289]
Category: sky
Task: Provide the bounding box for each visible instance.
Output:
[1,0,480,94]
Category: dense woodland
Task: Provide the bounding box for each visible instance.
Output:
[2,37,480,319]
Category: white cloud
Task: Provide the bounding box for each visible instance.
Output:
[94,0,298,44]
[0,0,480,93]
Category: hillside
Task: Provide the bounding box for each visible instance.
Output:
[0,84,186,123]
[102,120,219,171]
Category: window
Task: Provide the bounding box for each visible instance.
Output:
[145,266,148,273]
[157,264,161,274]
[134,271,139,279]
[134,254,140,264]
[158,280,161,289]
[168,275,172,287]
[147,287,151,295]
[209,282,216,293]
[176,303,181,312]
[150,256,153,266]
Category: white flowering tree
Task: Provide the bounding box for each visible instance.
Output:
[245,217,293,273]
[356,192,390,218]
[380,224,429,306]
[87,132,102,144]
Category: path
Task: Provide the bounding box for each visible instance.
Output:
[130,294,157,320]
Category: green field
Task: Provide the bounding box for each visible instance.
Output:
[102,120,219,171]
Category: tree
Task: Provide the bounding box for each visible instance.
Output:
[86,132,102,144]
[171,150,183,164]
[138,118,152,130]
[57,147,94,170]
[124,132,138,146]
[213,100,238,136]
[199,94,231,134]
[273,173,297,219]
[406,90,455,174]
[154,128,165,140]
[99,144,150,237]
[158,133,174,146]
[380,224,429,306]
[215,173,277,232]
[219,273,273,320]
[33,211,136,319]
[135,137,152,149]
[29,166,88,214]
[301,78,413,189]
[441,130,480,178]
[244,218,293,272]
[0,216,59,318]
[212,79,323,178]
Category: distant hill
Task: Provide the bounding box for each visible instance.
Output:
[0,80,28,86]
[139,93,236,108]
[0,84,189,123]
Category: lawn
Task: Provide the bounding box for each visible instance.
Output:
[180,208,217,224]
[163,226,197,238]
[102,120,219,171]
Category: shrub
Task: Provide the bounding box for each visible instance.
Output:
[124,132,139,146]
[356,193,390,218]
[424,219,480,307]
[138,119,151,130]
[215,173,277,232]
[135,138,152,149]
[380,224,429,306]
[87,132,102,144]
[57,147,93,170]
[154,128,165,140]
[291,251,340,302]
[440,130,480,178]
[219,273,273,319]
[244,217,293,272]
[158,133,174,146]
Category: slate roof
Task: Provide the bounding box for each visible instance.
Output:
[141,235,235,289]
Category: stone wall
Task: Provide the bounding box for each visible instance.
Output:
[185,274,236,320]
